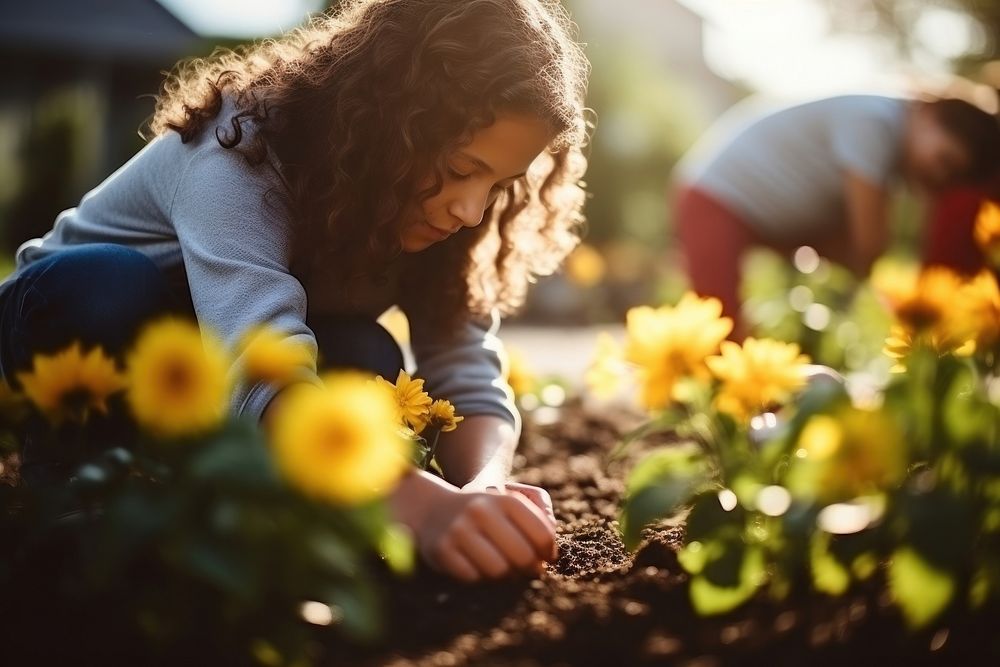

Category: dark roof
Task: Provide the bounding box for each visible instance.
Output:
[0,0,200,61]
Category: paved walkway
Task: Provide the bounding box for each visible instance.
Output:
[500,324,625,387]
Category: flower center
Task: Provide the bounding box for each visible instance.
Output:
[163,360,192,397]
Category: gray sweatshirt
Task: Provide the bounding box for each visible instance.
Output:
[2,101,519,428]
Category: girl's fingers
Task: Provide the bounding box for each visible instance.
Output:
[455,524,511,579]
[435,545,481,583]
[506,483,556,525]
[501,494,558,562]
[477,509,542,572]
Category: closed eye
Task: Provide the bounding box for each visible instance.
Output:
[447,165,473,180]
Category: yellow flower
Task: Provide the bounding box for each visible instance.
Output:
[883,270,999,365]
[950,270,1000,354]
[787,408,906,503]
[126,318,230,439]
[238,326,314,384]
[706,338,811,421]
[427,399,464,433]
[585,332,625,399]
[374,370,432,434]
[624,292,733,411]
[504,346,536,398]
[974,200,1000,268]
[883,325,916,373]
[877,266,978,359]
[565,243,607,288]
[886,267,964,333]
[271,374,409,504]
[16,343,126,424]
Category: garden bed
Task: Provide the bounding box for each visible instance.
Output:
[331,401,999,666]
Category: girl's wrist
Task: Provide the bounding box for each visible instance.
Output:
[389,468,457,533]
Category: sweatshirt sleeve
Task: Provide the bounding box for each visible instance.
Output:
[168,139,320,421]
[408,308,521,432]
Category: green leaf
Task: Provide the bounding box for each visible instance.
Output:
[811,533,850,596]
[181,539,257,599]
[626,443,708,494]
[378,523,415,575]
[701,537,745,587]
[328,581,381,642]
[678,539,719,575]
[888,547,955,629]
[943,366,997,445]
[620,444,715,550]
[688,545,765,616]
[902,487,975,569]
[307,531,360,577]
[686,491,743,542]
[188,426,277,487]
[621,479,698,550]
[610,411,685,460]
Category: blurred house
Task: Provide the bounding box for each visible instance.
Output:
[518,0,743,325]
[571,0,740,118]
[0,0,203,251]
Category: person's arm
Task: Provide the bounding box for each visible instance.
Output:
[408,311,556,520]
[828,100,901,276]
[843,170,890,277]
[169,137,320,421]
[388,468,557,582]
[259,393,556,582]
[435,414,516,488]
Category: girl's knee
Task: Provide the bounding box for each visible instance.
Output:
[10,244,179,361]
[311,315,404,379]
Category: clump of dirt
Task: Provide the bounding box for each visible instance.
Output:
[554,518,630,578]
[331,400,1000,666]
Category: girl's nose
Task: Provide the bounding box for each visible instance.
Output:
[449,190,488,229]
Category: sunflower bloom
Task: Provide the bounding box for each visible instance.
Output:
[974,200,1000,268]
[238,327,314,384]
[706,338,811,421]
[585,332,625,399]
[271,375,409,505]
[427,399,464,433]
[126,318,230,439]
[16,343,126,424]
[624,292,733,411]
[375,370,432,434]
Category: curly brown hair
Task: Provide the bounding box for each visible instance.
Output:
[146,0,590,329]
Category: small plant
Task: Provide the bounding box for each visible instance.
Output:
[602,272,1000,628]
[0,319,466,664]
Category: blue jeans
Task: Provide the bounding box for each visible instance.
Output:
[0,243,403,486]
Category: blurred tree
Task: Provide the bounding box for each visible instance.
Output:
[823,0,1000,67]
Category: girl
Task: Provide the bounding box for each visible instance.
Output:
[0,0,590,583]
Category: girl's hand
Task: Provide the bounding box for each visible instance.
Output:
[462,479,557,526]
[391,471,557,582]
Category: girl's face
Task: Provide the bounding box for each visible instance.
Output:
[400,114,554,252]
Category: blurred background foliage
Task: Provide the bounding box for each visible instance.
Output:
[1,0,998,323]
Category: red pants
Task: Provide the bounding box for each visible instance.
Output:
[675,186,753,338]
[674,186,853,340]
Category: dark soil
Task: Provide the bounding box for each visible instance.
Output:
[329,401,1000,667]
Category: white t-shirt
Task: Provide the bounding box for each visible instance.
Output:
[679,95,908,240]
